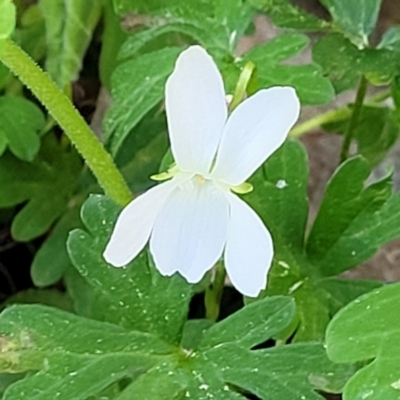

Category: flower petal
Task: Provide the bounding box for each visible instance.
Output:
[165,46,227,174]
[150,180,229,282]
[212,87,300,186]
[103,180,179,267]
[224,192,273,297]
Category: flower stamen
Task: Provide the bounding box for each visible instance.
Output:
[197,175,206,185]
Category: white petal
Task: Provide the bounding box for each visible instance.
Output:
[165,46,227,174]
[150,180,229,282]
[224,192,274,297]
[103,180,179,267]
[212,87,300,186]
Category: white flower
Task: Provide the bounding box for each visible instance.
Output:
[103,46,300,297]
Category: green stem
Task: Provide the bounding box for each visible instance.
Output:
[340,75,368,163]
[289,88,390,139]
[0,39,132,206]
[204,262,226,321]
[290,107,352,138]
[229,61,255,113]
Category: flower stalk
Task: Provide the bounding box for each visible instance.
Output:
[0,39,132,206]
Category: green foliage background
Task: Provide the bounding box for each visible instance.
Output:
[0,0,400,398]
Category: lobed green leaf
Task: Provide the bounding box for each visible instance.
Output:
[0,135,81,241]
[379,26,400,52]
[326,283,400,400]
[248,0,329,31]
[67,194,193,344]
[319,0,382,47]
[0,96,44,161]
[103,47,182,156]
[246,141,400,341]
[313,33,400,93]
[243,34,335,104]
[323,106,400,165]
[0,288,348,399]
[39,0,102,87]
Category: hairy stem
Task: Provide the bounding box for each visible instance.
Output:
[0,39,132,206]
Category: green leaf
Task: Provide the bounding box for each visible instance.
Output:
[180,319,214,350]
[323,106,400,165]
[113,0,189,14]
[59,185,353,396]
[195,295,350,398]
[248,140,309,251]
[31,170,100,287]
[0,278,350,397]
[121,297,350,400]
[379,26,400,52]
[99,0,127,89]
[319,0,382,47]
[362,47,400,85]
[243,34,334,104]
[31,202,82,287]
[105,1,258,155]
[307,157,388,271]
[326,283,400,400]
[67,194,193,344]
[212,0,254,38]
[0,0,16,40]
[115,359,188,400]
[2,289,73,312]
[115,107,169,186]
[313,33,361,92]
[118,22,217,61]
[210,343,353,397]
[245,141,400,341]
[118,1,254,59]
[313,33,400,93]
[246,140,328,341]
[0,373,25,397]
[200,297,295,349]
[319,278,382,315]
[103,47,182,156]
[248,0,329,31]
[15,5,46,62]
[0,305,171,400]
[306,156,400,274]
[0,96,44,161]
[0,134,81,241]
[38,0,102,87]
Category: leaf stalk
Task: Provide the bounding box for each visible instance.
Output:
[340,75,368,163]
